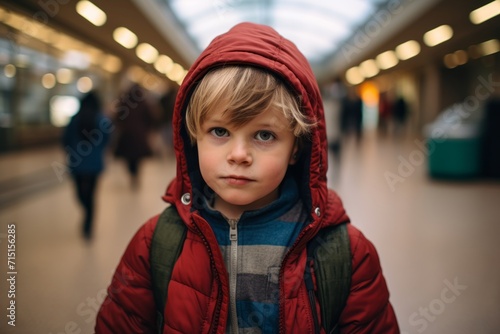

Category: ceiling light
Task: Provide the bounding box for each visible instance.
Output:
[166,63,185,82]
[42,73,56,89]
[443,50,469,69]
[14,54,29,68]
[50,96,80,127]
[136,43,159,64]
[56,68,73,84]
[141,74,162,91]
[376,50,399,70]
[113,27,138,49]
[470,1,500,24]
[154,55,173,74]
[359,59,379,78]
[454,50,468,65]
[4,12,25,31]
[345,67,364,85]
[76,1,107,26]
[395,40,421,60]
[479,39,500,56]
[4,64,16,78]
[102,55,122,73]
[62,50,90,70]
[443,54,457,69]
[0,7,7,22]
[127,66,146,83]
[423,25,453,47]
[77,77,93,93]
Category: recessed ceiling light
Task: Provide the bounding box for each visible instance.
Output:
[395,40,421,60]
[166,63,185,81]
[113,27,138,49]
[345,67,364,85]
[470,1,500,24]
[76,1,106,26]
[154,55,174,74]
[376,50,399,70]
[479,39,500,56]
[359,59,379,78]
[423,25,453,47]
[136,43,159,64]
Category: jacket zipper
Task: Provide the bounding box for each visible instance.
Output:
[192,222,223,334]
[228,218,239,334]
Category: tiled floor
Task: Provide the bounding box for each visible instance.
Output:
[1,130,499,333]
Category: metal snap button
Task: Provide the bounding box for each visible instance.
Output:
[181,193,191,205]
[314,207,321,217]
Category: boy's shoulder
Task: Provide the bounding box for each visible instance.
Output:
[345,223,386,285]
[121,214,162,260]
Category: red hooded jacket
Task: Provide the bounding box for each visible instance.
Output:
[96,22,399,333]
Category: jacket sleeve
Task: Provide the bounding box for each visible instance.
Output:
[339,224,400,333]
[95,216,159,334]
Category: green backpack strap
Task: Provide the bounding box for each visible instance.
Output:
[307,223,351,334]
[150,205,187,333]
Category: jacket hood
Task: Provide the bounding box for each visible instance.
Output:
[163,22,345,228]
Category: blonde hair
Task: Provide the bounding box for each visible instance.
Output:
[185,66,313,144]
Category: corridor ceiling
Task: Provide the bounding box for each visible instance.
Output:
[3,0,499,84]
[165,0,388,64]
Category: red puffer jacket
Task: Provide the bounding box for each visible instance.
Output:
[96,22,399,333]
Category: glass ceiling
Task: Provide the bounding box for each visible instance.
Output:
[166,0,388,64]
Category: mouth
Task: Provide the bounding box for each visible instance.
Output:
[221,175,254,185]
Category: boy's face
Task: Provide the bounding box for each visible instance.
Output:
[196,107,298,218]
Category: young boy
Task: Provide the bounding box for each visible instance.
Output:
[95,22,399,333]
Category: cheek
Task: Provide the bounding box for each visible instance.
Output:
[198,150,214,173]
[263,155,292,178]
[197,142,222,178]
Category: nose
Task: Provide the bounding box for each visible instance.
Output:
[227,139,252,165]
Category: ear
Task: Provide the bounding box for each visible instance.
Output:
[289,142,300,165]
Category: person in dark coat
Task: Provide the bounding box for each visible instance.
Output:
[113,84,155,188]
[62,91,111,239]
[393,96,408,138]
[159,86,178,154]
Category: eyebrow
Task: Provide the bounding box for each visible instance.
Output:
[202,117,226,125]
[254,118,291,130]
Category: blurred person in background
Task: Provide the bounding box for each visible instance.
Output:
[159,85,178,156]
[62,91,111,239]
[113,84,155,189]
[322,78,344,182]
[322,79,343,157]
[340,87,364,143]
[378,91,392,137]
[392,95,409,138]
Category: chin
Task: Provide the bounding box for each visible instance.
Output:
[219,195,257,207]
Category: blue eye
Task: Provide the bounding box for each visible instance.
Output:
[210,127,228,137]
[256,131,275,141]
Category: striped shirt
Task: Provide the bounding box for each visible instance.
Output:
[201,177,309,333]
